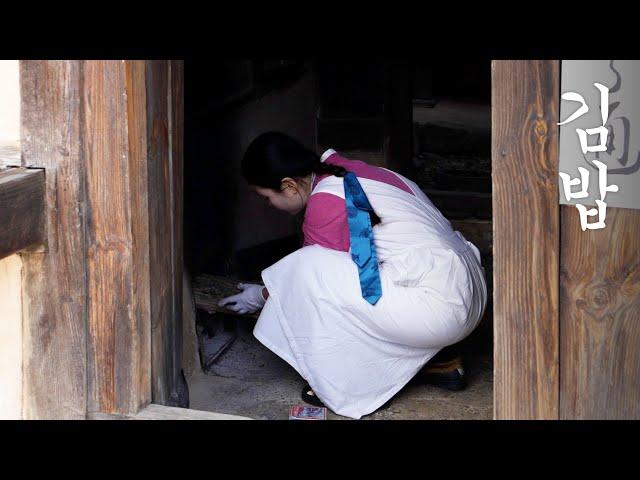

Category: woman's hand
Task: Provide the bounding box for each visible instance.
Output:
[217,283,267,315]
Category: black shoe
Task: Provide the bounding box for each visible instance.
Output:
[301,384,393,412]
[416,354,467,391]
[301,384,326,408]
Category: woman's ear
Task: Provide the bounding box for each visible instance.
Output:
[280,177,299,197]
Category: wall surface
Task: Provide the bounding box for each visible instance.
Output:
[0,61,23,419]
[0,254,22,419]
[0,60,20,168]
[230,70,317,252]
[185,64,317,276]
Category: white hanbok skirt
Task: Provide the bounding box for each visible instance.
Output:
[253,173,487,419]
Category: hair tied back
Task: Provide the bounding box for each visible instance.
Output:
[314,161,347,178]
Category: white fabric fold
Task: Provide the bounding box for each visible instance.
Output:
[253,169,487,419]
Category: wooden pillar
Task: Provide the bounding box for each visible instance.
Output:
[19,60,183,418]
[146,60,184,406]
[83,60,152,415]
[169,60,185,404]
[20,61,88,419]
[492,60,560,419]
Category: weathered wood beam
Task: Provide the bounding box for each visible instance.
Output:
[169,60,185,406]
[20,60,87,419]
[0,168,45,259]
[146,60,185,407]
[492,60,560,420]
[18,60,183,419]
[84,60,152,415]
[146,60,174,405]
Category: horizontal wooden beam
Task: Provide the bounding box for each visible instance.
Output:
[0,168,45,260]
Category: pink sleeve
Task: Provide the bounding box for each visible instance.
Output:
[302,193,350,252]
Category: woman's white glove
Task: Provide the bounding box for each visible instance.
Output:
[217,283,267,315]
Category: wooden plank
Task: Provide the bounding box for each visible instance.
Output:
[146,60,174,404]
[84,60,129,414]
[20,61,87,419]
[560,206,640,419]
[0,168,45,259]
[492,60,560,419]
[88,403,252,420]
[125,60,153,412]
[169,60,185,403]
[84,60,152,415]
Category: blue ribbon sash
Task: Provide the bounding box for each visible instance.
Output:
[343,172,383,305]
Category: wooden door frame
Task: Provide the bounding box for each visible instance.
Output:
[14,60,196,419]
[492,60,561,419]
[11,59,561,420]
[21,59,621,420]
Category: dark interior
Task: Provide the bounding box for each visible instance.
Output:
[183,59,493,419]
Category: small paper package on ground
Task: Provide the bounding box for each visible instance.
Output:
[289,405,327,420]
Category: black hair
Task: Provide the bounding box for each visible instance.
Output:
[242,131,380,226]
[242,131,347,190]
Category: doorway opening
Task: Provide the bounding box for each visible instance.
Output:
[182,59,492,419]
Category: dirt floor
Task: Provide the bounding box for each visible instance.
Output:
[187,319,493,420]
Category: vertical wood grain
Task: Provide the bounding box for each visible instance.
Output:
[492,60,560,419]
[169,60,184,398]
[146,60,174,404]
[20,60,87,419]
[125,60,153,411]
[84,60,152,414]
[19,60,179,417]
[560,206,640,419]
